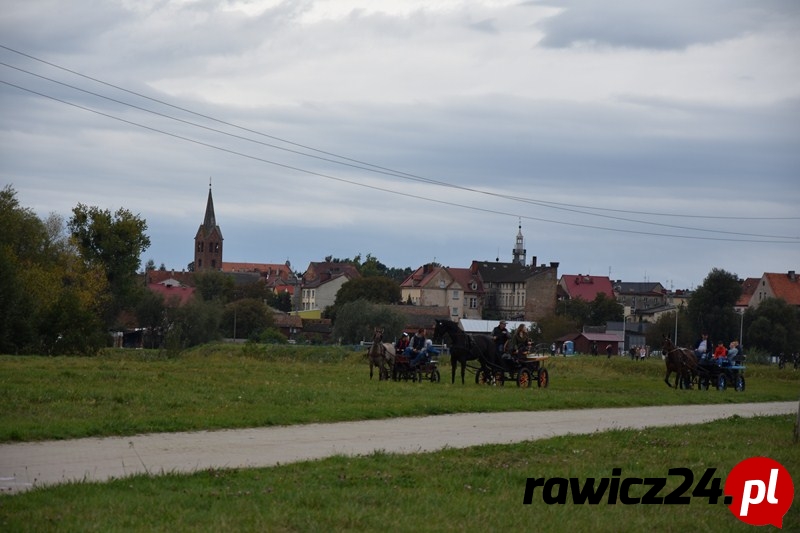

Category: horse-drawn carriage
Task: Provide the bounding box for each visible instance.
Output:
[391,352,441,383]
[687,356,746,391]
[475,352,550,388]
[662,337,745,392]
[433,319,550,389]
[367,328,441,383]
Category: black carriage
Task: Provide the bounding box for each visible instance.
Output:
[392,353,441,383]
[475,353,550,389]
[681,356,746,392]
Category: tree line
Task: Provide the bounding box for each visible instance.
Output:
[1,185,795,355]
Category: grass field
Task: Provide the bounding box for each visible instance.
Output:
[0,344,798,531]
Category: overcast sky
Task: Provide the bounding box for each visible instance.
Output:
[1,0,798,290]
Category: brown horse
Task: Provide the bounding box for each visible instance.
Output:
[662,336,698,388]
[368,328,392,380]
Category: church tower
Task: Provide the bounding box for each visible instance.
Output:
[512,221,526,266]
[193,182,223,271]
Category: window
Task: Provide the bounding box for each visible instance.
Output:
[451,307,459,316]
[469,297,477,309]
[451,290,460,300]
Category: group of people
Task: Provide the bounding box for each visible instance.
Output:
[629,346,648,360]
[491,320,532,357]
[395,328,440,368]
[694,333,741,364]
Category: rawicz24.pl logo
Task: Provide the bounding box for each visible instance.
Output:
[523,457,794,528]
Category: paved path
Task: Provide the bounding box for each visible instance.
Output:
[0,401,795,494]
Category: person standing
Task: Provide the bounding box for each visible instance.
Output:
[606,344,613,359]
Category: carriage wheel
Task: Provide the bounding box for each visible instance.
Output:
[494,371,505,387]
[538,368,549,388]
[717,374,727,391]
[430,369,441,383]
[517,368,532,388]
[735,374,745,392]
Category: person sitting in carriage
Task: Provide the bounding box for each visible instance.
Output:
[726,341,740,365]
[395,332,410,354]
[506,324,532,359]
[713,341,728,362]
[694,333,710,361]
[403,328,426,363]
[411,339,440,368]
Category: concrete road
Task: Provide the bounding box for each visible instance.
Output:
[1,401,795,494]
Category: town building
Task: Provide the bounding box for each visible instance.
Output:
[400,264,483,320]
[612,281,667,322]
[749,271,800,309]
[299,261,361,313]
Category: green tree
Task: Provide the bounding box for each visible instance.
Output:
[537,313,577,342]
[557,297,591,330]
[588,293,624,326]
[744,298,799,355]
[687,268,742,343]
[221,298,273,339]
[68,203,150,323]
[165,298,223,349]
[136,290,167,348]
[327,276,402,322]
[332,299,406,344]
[194,271,235,303]
[38,288,106,355]
[645,309,693,348]
[336,277,401,305]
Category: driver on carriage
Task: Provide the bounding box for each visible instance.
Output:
[694,333,710,361]
[404,328,427,364]
[492,320,510,355]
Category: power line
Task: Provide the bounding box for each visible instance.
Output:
[3,77,797,246]
[1,43,796,225]
[4,59,796,242]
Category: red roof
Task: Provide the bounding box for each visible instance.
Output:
[736,277,760,307]
[447,267,483,292]
[559,274,615,301]
[765,272,800,306]
[222,262,292,277]
[147,283,196,306]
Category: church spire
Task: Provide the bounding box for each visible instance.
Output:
[512,219,526,266]
[203,179,216,233]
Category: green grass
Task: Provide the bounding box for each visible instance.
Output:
[1,344,798,442]
[1,415,797,532]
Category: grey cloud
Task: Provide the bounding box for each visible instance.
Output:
[533,0,799,49]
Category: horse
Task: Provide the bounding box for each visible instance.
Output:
[661,336,698,389]
[367,328,392,381]
[433,319,498,384]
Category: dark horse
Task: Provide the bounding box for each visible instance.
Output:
[433,319,498,384]
[662,336,698,388]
